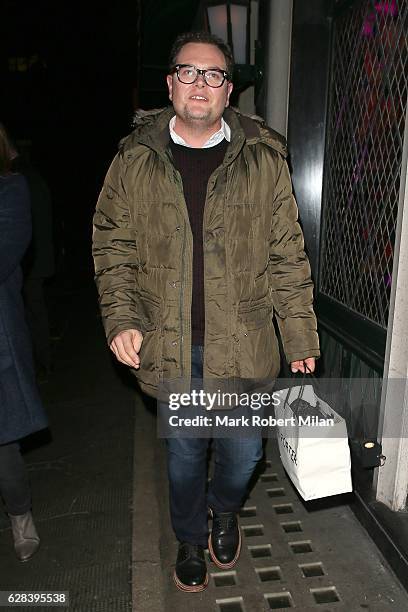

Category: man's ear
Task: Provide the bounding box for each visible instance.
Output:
[225,81,233,107]
[166,74,173,101]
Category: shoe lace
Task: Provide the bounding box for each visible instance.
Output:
[214,513,236,532]
[181,543,203,559]
[188,543,202,556]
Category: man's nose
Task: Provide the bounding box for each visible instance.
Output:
[195,74,206,87]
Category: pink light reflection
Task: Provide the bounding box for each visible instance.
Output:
[374,0,398,16]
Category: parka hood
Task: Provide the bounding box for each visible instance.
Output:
[121,106,287,158]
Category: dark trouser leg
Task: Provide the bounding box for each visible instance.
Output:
[0,442,31,515]
[165,345,210,547]
[207,436,263,513]
[166,436,210,547]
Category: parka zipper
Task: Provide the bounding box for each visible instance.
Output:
[173,169,191,379]
[179,217,187,377]
[202,165,226,375]
[202,140,244,377]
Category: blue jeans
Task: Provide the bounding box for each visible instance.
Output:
[165,345,263,547]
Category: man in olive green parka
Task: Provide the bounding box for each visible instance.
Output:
[93,31,320,592]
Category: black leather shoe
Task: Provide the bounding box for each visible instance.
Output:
[208,510,241,569]
[173,542,208,592]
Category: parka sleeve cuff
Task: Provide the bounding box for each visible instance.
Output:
[277,325,320,364]
[285,349,321,364]
[105,321,145,346]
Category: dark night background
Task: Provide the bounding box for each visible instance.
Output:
[0,0,200,278]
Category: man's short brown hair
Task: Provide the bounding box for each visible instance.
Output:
[169,31,234,79]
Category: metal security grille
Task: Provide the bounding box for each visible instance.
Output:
[320,0,408,328]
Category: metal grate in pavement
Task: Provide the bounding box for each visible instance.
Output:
[255,567,282,583]
[298,563,325,578]
[216,596,246,612]
[264,591,294,609]
[212,571,238,587]
[310,586,340,605]
[242,525,265,537]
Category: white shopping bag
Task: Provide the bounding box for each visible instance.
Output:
[274,384,352,501]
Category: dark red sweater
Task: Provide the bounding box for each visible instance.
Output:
[170,138,228,345]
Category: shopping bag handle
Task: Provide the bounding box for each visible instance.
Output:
[296,360,323,392]
[282,367,307,411]
[283,361,320,412]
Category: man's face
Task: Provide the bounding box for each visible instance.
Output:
[166,42,233,128]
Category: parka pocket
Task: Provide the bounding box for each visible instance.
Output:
[238,300,273,331]
[138,291,162,332]
[134,201,182,271]
[137,292,164,383]
[234,299,278,380]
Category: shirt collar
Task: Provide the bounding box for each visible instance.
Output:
[169,116,231,148]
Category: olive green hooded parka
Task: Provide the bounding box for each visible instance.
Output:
[92,107,320,398]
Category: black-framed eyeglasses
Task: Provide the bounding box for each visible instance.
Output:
[171,64,230,88]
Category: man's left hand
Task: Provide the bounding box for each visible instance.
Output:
[291,357,316,374]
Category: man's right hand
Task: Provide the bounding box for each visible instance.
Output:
[109,329,144,369]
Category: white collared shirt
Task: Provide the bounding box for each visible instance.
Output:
[169,116,231,148]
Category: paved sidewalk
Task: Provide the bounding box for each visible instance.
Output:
[2,281,406,611]
[133,408,408,612]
